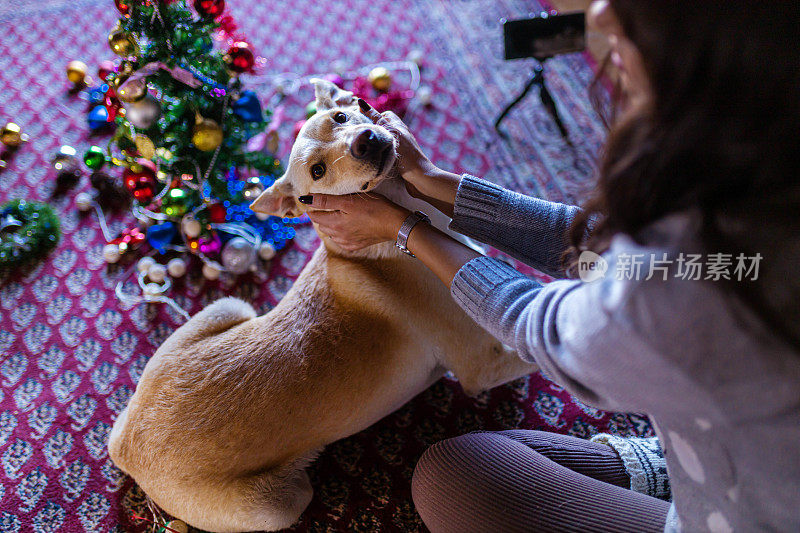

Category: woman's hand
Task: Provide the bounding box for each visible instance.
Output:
[302,192,410,252]
[357,99,462,215]
[357,99,437,189]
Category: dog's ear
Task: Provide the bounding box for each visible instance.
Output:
[249,176,298,217]
[311,77,356,111]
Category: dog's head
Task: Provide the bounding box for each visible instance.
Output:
[250,78,398,217]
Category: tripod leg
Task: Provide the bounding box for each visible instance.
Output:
[494,65,544,132]
[539,79,571,143]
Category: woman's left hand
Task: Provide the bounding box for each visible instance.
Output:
[302,193,410,251]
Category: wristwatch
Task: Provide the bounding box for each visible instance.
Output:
[395,211,431,257]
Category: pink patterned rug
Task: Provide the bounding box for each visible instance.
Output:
[0,0,651,531]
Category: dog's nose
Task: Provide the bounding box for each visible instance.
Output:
[350,129,385,160]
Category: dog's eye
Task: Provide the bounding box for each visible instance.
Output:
[333,112,348,124]
[311,162,326,180]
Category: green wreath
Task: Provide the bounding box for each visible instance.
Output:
[0,199,61,273]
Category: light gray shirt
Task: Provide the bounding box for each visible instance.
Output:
[448,174,800,532]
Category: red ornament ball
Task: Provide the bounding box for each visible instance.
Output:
[194,0,225,18]
[98,60,116,82]
[132,185,155,203]
[110,227,146,250]
[114,0,131,16]
[226,42,255,73]
[123,159,158,203]
[207,202,227,223]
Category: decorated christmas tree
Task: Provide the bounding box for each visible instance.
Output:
[65,0,299,288]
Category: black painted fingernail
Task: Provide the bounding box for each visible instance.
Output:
[298,195,312,204]
[357,98,371,112]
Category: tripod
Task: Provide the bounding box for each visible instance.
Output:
[494,59,570,143]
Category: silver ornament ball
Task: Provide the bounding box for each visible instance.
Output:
[124,94,162,129]
[258,241,276,260]
[147,263,167,283]
[75,192,93,212]
[221,237,256,275]
[103,244,121,263]
[137,256,155,273]
[242,177,265,201]
[167,257,187,278]
[202,262,220,280]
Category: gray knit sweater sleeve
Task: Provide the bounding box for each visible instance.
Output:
[448,177,800,533]
[449,174,581,278]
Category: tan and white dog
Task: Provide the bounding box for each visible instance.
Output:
[108,79,536,532]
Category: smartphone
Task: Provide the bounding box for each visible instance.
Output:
[503,12,586,60]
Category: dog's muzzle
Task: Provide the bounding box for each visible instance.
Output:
[350,129,392,165]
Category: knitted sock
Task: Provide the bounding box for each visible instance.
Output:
[591,434,671,501]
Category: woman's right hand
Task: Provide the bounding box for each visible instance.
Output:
[357,98,462,214]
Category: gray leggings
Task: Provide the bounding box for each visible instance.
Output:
[412,430,670,533]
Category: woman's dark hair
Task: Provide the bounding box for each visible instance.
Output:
[568,1,800,346]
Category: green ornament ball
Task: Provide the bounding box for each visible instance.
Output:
[305,101,317,119]
[162,188,189,217]
[83,146,106,171]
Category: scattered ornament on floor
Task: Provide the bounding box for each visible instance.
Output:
[258,241,276,260]
[167,257,187,278]
[1,122,29,148]
[75,192,94,212]
[221,236,256,274]
[417,85,433,106]
[83,146,107,170]
[67,60,89,86]
[90,171,130,211]
[53,145,81,175]
[109,226,146,255]
[147,262,167,282]
[368,66,392,91]
[406,48,424,66]
[87,105,111,131]
[146,222,178,254]
[202,262,220,280]
[0,200,61,273]
[181,215,202,238]
[103,243,122,263]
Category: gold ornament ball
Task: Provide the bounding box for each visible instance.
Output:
[66,61,88,84]
[192,116,224,152]
[368,66,392,91]
[1,123,28,148]
[134,134,156,160]
[117,78,147,103]
[108,25,139,57]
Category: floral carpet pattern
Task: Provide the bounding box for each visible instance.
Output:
[0,0,651,531]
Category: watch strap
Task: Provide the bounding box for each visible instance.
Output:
[395,211,430,257]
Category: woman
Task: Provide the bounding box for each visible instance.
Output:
[304,1,800,531]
